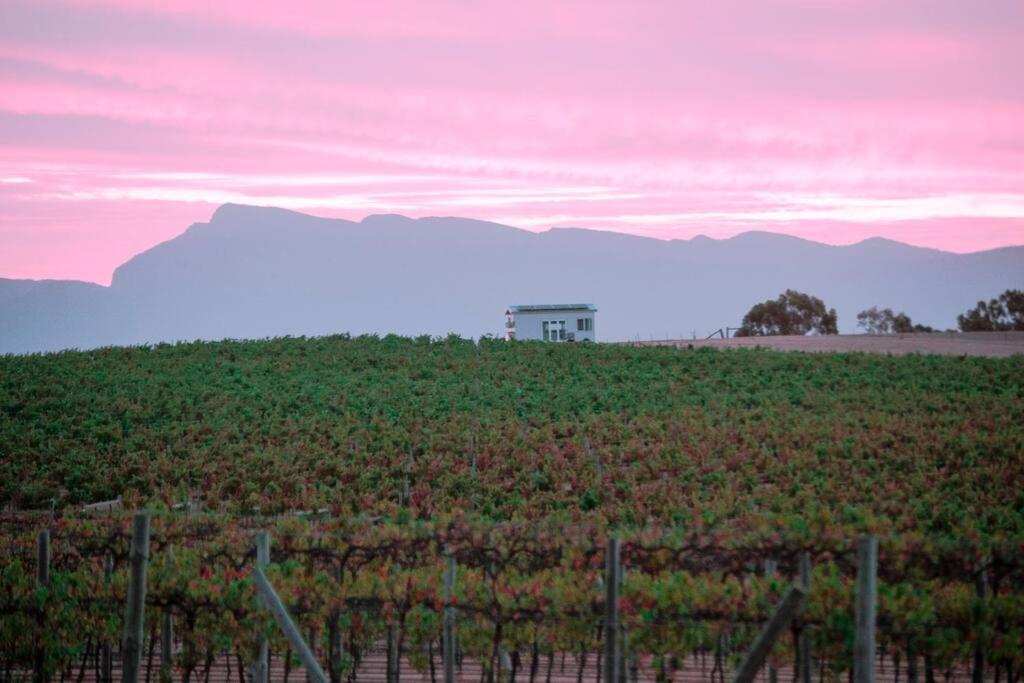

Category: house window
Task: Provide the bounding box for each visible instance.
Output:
[543,320,567,341]
[577,318,592,332]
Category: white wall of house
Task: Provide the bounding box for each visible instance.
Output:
[511,309,596,342]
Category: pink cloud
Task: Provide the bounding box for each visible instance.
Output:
[1,0,1023,283]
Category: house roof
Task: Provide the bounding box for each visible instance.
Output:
[508,304,597,313]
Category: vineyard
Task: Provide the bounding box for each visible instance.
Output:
[1,335,1023,680]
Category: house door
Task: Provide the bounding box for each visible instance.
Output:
[546,320,563,341]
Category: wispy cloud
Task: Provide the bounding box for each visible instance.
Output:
[1,0,1023,283]
[581,194,1024,225]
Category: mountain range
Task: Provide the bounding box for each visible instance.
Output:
[2,203,1022,354]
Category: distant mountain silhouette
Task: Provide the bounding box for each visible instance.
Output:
[2,204,1023,354]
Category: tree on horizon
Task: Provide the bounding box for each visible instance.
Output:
[857,306,934,334]
[958,289,1024,331]
[736,289,838,337]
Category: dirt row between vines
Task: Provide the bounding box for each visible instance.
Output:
[47,646,984,683]
[627,331,1024,357]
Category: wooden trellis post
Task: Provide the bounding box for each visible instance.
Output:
[443,552,457,683]
[386,559,404,683]
[731,584,807,683]
[329,564,344,683]
[253,564,328,683]
[972,563,987,683]
[387,620,401,683]
[253,531,271,683]
[37,529,50,585]
[764,559,778,683]
[798,553,812,683]
[122,511,151,683]
[101,553,113,682]
[854,537,878,683]
[604,537,622,683]
[309,627,320,683]
[34,529,50,683]
[160,547,174,683]
[620,562,632,683]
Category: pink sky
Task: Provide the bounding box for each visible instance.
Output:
[2,0,1023,284]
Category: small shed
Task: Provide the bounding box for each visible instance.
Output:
[505,304,597,342]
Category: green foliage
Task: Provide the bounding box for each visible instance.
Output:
[736,289,838,336]
[0,335,1022,541]
[0,517,1021,677]
[958,289,1024,332]
[1,334,1023,675]
[856,307,930,334]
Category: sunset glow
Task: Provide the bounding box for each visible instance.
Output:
[2,0,1023,283]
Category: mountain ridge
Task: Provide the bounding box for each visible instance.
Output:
[2,204,1022,354]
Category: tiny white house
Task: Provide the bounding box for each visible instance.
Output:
[505,304,597,342]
